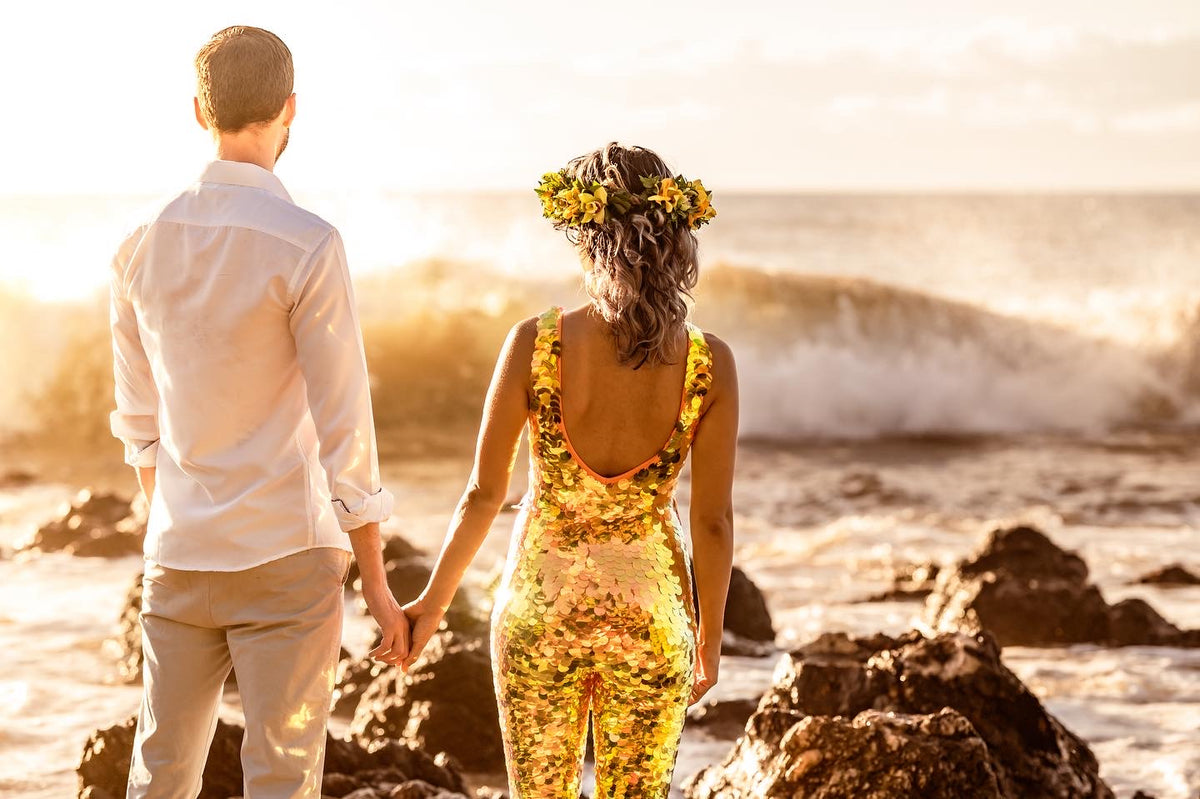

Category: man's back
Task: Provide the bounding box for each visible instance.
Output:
[111,160,389,570]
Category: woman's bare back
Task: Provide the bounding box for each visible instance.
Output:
[558,305,693,479]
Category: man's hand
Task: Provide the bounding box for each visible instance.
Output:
[688,636,721,707]
[399,596,446,671]
[363,581,411,667]
[347,522,411,667]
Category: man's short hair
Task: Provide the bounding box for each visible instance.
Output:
[195,26,293,133]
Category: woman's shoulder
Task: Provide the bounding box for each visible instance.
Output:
[695,329,737,393]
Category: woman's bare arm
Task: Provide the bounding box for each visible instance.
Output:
[401,318,536,668]
[688,334,738,703]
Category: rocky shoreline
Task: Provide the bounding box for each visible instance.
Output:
[24,489,1188,798]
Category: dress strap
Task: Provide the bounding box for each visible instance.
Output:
[678,322,713,437]
[529,306,563,421]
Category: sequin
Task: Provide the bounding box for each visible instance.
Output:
[490,306,713,798]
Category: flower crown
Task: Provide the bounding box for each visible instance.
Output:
[535,170,717,231]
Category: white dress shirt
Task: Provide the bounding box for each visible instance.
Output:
[109,160,393,571]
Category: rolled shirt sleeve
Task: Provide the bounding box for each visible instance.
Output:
[288,228,394,531]
[109,242,161,466]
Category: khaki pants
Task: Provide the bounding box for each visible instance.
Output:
[127,547,351,799]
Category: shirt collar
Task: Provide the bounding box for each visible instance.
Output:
[198,160,294,203]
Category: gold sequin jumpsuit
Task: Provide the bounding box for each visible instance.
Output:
[490,306,713,798]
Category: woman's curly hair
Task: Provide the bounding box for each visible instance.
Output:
[561,143,699,368]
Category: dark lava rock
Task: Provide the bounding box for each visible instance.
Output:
[1132,563,1200,586]
[350,631,503,773]
[78,714,469,799]
[685,631,1114,799]
[24,488,145,557]
[687,707,1005,798]
[0,468,37,488]
[1108,598,1200,647]
[347,535,424,586]
[108,572,144,683]
[720,629,776,658]
[721,566,775,643]
[354,560,489,638]
[685,697,758,739]
[333,652,392,717]
[860,562,941,602]
[924,524,1198,648]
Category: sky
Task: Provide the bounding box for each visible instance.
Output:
[1,0,1198,194]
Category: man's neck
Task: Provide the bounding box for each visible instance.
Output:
[215,137,277,172]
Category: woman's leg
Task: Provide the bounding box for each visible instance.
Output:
[589,643,694,799]
[493,627,593,798]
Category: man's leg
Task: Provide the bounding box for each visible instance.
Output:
[128,564,232,799]
[219,548,349,799]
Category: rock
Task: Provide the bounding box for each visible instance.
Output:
[860,562,941,602]
[1132,563,1200,586]
[0,468,36,488]
[685,697,758,739]
[721,566,775,643]
[78,714,469,798]
[347,535,424,586]
[323,773,366,795]
[24,488,145,557]
[1131,792,1158,799]
[107,572,144,683]
[924,524,1198,648]
[355,560,489,638]
[720,630,776,658]
[333,652,391,717]
[686,631,1114,799]
[686,707,1005,798]
[350,631,503,773]
[1108,598,1200,647]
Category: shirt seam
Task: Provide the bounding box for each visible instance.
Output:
[148,215,323,256]
[286,229,337,308]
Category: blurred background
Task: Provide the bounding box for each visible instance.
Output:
[0,2,1197,798]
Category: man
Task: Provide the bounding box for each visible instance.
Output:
[109,26,410,798]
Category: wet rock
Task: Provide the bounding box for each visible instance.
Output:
[323,773,366,795]
[1132,563,1200,586]
[1108,599,1200,647]
[347,535,424,586]
[722,566,775,643]
[924,524,1198,647]
[354,560,489,638]
[106,572,144,683]
[351,631,503,773]
[24,488,145,557]
[333,652,391,717]
[860,562,941,602]
[720,630,776,658]
[78,714,469,798]
[685,707,1005,798]
[685,697,758,739]
[686,631,1114,799]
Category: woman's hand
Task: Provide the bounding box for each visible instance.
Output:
[689,636,721,706]
[362,581,411,667]
[399,596,447,671]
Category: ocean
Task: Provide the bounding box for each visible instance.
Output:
[0,191,1197,796]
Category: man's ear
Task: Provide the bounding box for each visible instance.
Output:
[282,93,297,127]
[193,97,209,131]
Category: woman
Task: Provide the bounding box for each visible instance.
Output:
[397,143,737,797]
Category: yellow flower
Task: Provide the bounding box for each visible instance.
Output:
[686,181,716,227]
[648,178,685,212]
[579,185,608,224]
[557,186,583,223]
